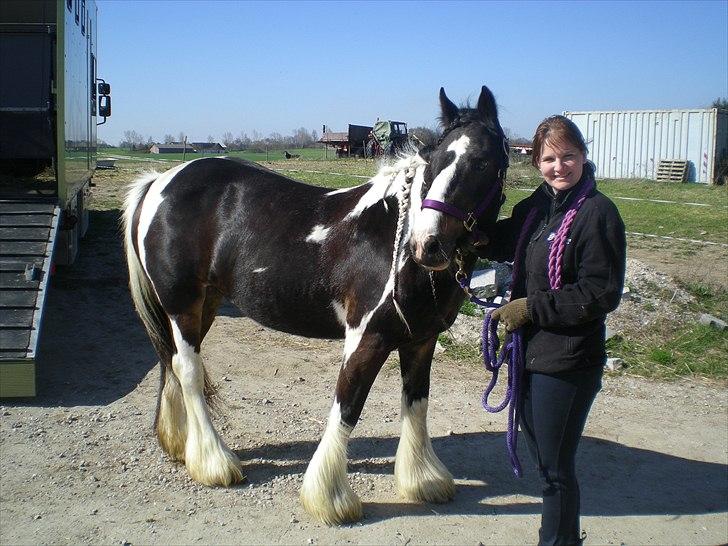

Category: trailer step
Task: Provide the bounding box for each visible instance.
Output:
[0,201,59,397]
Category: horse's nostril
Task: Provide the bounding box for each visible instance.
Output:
[423,236,441,257]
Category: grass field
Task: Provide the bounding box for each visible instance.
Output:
[98,151,728,247]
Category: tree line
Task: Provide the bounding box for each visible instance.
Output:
[114,125,532,152]
[116,127,321,152]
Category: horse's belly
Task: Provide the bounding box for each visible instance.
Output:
[228,287,345,340]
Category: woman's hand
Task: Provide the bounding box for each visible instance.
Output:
[491,298,531,332]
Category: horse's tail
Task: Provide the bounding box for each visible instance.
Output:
[122,172,176,368]
[122,172,218,416]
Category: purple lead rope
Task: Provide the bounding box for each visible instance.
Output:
[480,207,537,477]
[480,176,595,477]
[481,312,525,476]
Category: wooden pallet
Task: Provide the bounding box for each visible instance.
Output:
[656,159,688,182]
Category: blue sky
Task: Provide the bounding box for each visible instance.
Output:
[97,0,728,145]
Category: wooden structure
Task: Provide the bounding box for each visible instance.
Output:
[656,159,689,182]
[319,124,373,158]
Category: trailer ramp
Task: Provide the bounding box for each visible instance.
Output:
[0,201,60,397]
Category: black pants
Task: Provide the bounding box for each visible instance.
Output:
[519,366,603,546]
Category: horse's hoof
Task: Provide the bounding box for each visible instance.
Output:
[186,444,244,487]
[397,477,456,503]
[300,485,363,526]
[397,476,455,504]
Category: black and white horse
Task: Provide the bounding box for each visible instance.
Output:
[123,86,508,525]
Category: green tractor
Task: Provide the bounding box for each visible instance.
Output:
[368,120,409,157]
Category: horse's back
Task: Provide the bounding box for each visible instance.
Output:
[137,158,356,336]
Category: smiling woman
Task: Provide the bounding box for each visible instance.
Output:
[483,114,627,545]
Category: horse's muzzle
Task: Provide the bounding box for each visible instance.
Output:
[410,235,452,271]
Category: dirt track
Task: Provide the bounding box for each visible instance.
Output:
[1,207,727,545]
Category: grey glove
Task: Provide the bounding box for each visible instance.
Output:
[490,298,531,332]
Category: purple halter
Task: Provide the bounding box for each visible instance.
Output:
[421,133,509,242]
[481,175,595,477]
[421,177,504,241]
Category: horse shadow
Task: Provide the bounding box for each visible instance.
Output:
[16,209,159,407]
[236,431,727,522]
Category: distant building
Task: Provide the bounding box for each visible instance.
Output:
[191,142,226,154]
[150,143,197,154]
[510,145,533,155]
[564,108,728,183]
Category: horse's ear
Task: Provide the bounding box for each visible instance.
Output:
[439,87,459,126]
[477,85,498,122]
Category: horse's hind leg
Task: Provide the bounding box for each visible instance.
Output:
[156,362,187,462]
[169,310,242,486]
[156,289,224,462]
[300,332,390,525]
[395,335,455,503]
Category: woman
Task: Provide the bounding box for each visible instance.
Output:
[486,115,626,545]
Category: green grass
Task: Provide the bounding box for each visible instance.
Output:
[438,333,481,362]
[606,324,728,380]
[101,146,327,163]
[680,282,728,320]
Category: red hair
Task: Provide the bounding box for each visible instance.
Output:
[531,115,588,168]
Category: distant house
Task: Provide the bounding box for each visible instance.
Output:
[150,143,197,154]
[191,142,226,154]
[510,145,533,155]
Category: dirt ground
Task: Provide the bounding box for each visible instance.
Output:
[1,202,727,545]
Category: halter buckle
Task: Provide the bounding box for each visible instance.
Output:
[464,213,478,232]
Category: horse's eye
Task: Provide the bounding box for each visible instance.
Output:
[477,161,488,171]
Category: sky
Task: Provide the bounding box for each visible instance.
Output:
[96,0,728,146]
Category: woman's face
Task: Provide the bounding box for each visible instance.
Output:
[538,140,585,192]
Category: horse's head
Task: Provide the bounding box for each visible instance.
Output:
[410,85,508,270]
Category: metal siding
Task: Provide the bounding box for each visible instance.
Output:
[715,110,728,182]
[564,108,721,183]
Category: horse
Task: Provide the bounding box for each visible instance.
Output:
[122,85,509,525]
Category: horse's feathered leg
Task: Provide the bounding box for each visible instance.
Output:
[169,312,243,487]
[395,336,455,503]
[300,332,390,525]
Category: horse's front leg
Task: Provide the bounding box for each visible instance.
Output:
[300,332,390,525]
[395,335,455,503]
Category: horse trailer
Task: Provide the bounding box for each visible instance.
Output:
[564,108,728,184]
[0,0,111,397]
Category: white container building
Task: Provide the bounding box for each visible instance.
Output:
[564,108,728,184]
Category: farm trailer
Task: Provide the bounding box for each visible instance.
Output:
[319,121,410,158]
[0,0,111,397]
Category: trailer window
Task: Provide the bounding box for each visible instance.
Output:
[67,0,72,12]
[81,0,86,35]
[75,0,79,24]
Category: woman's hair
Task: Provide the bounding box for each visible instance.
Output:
[531,115,588,168]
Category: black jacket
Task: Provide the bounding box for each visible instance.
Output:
[485,174,626,373]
